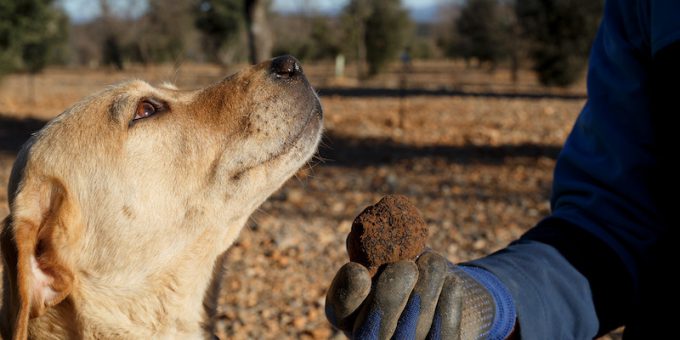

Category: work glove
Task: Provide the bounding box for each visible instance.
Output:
[325,251,516,339]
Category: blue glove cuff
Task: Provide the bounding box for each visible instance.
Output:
[458,265,517,340]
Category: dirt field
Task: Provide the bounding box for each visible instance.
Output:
[1,62,621,338]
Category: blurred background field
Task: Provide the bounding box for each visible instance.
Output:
[1,0,622,338]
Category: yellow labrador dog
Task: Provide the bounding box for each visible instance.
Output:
[0,56,322,339]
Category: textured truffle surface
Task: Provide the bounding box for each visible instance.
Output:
[346,194,428,276]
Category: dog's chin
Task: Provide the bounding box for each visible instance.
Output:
[291,104,323,149]
[255,103,323,169]
[286,106,323,160]
[220,105,322,193]
[259,112,322,183]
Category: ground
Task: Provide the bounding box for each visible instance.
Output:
[0,61,621,338]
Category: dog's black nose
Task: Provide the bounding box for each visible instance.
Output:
[271,55,303,79]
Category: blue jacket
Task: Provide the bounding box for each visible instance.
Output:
[471,0,677,338]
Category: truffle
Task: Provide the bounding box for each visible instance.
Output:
[346,194,428,276]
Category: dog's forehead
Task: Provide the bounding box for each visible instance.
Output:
[112,79,154,94]
[81,80,153,109]
[159,82,179,91]
[106,79,179,97]
[117,80,186,100]
[103,80,181,111]
[120,79,180,92]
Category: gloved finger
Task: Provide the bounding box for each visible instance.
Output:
[390,251,448,340]
[428,269,495,340]
[427,275,462,340]
[353,261,419,339]
[408,251,449,340]
[325,262,372,334]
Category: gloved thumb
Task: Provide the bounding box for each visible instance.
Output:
[325,262,372,334]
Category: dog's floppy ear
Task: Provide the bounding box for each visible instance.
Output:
[1,179,77,339]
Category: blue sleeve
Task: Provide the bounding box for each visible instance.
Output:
[650,0,680,54]
[469,0,676,337]
[469,218,633,339]
[467,239,598,339]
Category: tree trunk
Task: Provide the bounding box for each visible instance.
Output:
[355,15,366,80]
[245,0,272,64]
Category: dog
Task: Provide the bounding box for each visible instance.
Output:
[0,55,323,339]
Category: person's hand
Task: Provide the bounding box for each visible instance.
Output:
[325,251,516,339]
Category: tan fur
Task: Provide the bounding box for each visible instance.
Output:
[0,59,323,339]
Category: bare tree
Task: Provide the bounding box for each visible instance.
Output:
[195,0,247,65]
[245,0,272,64]
[516,0,604,86]
[98,0,123,69]
[340,0,371,79]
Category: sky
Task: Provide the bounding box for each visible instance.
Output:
[60,0,448,23]
[272,0,444,14]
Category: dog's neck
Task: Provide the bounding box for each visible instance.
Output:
[27,257,216,338]
[22,222,244,339]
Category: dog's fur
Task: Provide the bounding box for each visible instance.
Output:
[0,57,323,338]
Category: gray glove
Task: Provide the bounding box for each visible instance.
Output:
[325,251,517,339]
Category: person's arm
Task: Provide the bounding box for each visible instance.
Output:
[468,218,631,338]
[473,1,679,337]
[649,36,678,229]
[621,23,680,340]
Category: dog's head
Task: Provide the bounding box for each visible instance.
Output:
[1,56,322,337]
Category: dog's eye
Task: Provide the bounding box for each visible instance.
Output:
[134,101,157,121]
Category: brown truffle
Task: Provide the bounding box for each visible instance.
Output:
[346,194,428,276]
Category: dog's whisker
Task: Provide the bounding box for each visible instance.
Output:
[317,141,331,151]
[247,213,265,231]
[171,52,186,85]
[312,154,330,163]
[305,161,320,177]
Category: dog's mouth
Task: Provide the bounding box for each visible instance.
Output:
[223,96,322,184]
[289,101,323,144]
[270,99,323,162]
